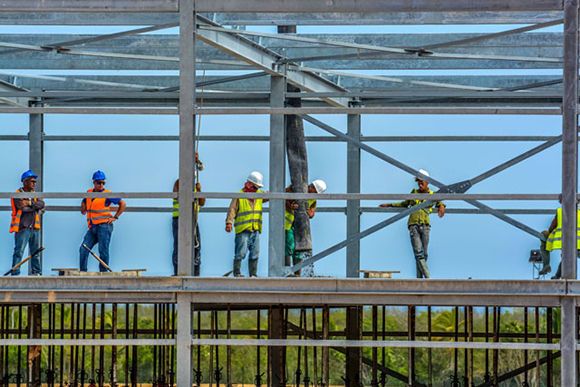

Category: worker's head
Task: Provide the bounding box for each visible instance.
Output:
[415,169,430,191]
[92,170,107,191]
[245,171,263,192]
[309,179,327,194]
[20,170,38,191]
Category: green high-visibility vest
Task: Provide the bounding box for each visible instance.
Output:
[234,190,263,234]
[546,207,580,251]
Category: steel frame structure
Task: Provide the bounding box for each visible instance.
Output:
[0,0,579,385]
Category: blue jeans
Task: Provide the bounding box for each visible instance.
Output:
[79,223,113,272]
[12,228,42,275]
[234,231,260,263]
[172,217,201,276]
[409,224,430,278]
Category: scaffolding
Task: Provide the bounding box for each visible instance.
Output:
[0,0,578,385]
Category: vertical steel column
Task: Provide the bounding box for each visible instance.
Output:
[177,0,196,276]
[268,75,286,277]
[176,294,192,387]
[28,111,43,275]
[562,0,579,384]
[346,114,361,278]
[268,306,286,387]
[345,306,361,387]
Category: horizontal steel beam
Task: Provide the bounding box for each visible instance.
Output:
[0,205,558,215]
[0,0,562,12]
[0,11,564,26]
[0,277,570,306]
[190,338,559,351]
[0,106,563,115]
[0,191,563,200]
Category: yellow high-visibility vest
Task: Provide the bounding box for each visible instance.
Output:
[172,187,199,218]
[285,210,294,231]
[546,207,580,251]
[234,190,263,234]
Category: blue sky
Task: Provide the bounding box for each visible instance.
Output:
[0,23,567,279]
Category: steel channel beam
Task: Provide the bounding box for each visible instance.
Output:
[176,0,195,277]
[0,0,562,12]
[0,205,560,215]
[268,75,286,277]
[28,110,44,276]
[346,114,361,278]
[0,11,565,26]
[0,107,563,115]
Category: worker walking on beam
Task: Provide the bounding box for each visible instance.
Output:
[78,170,126,272]
[379,169,445,278]
[9,170,44,276]
[225,171,265,277]
[544,195,580,279]
[172,153,206,276]
[285,179,327,276]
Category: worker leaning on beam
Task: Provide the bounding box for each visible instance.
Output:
[225,171,266,277]
[285,179,327,276]
[78,170,126,272]
[543,194,580,279]
[379,169,445,279]
[9,170,44,276]
[172,153,206,276]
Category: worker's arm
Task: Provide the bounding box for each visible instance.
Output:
[32,198,45,211]
[80,199,87,215]
[112,199,126,221]
[548,215,558,234]
[195,182,206,207]
[380,200,410,208]
[308,201,317,219]
[225,198,238,232]
[14,198,34,213]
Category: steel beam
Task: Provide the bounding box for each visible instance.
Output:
[268,76,286,277]
[0,11,565,26]
[28,109,44,276]
[346,114,361,278]
[0,0,563,12]
[176,0,195,277]
[176,294,192,387]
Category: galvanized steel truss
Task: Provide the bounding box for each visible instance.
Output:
[0,0,579,384]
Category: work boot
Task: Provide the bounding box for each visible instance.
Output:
[539,265,551,276]
[233,260,243,277]
[249,259,258,277]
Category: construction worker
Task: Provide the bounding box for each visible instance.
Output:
[545,195,580,279]
[78,170,126,272]
[9,170,44,276]
[285,179,327,276]
[379,169,445,278]
[172,153,206,276]
[225,171,265,277]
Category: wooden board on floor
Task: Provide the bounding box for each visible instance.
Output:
[359,269,400,279]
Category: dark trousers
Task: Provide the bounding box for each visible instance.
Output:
[12,228,42,275]
[172,217,201,276]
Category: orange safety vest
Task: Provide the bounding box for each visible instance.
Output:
[85,188,113,228]
[9,189,41,233]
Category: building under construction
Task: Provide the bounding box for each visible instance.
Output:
[0,0,579,386]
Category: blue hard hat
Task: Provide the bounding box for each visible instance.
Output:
[20,169,38,182]
[92,170,106,181]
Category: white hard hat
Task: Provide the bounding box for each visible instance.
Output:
[416,169,430,180]
[247,171,264,187]
[311,179,327,194]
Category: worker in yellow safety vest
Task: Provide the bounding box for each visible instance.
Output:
[172,152,205,276]
[544,196,580,279]
[285,179,327,276]
[379,169,445,279]
[225,171,266,277]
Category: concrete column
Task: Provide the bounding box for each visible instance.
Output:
[176,294,192,387]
